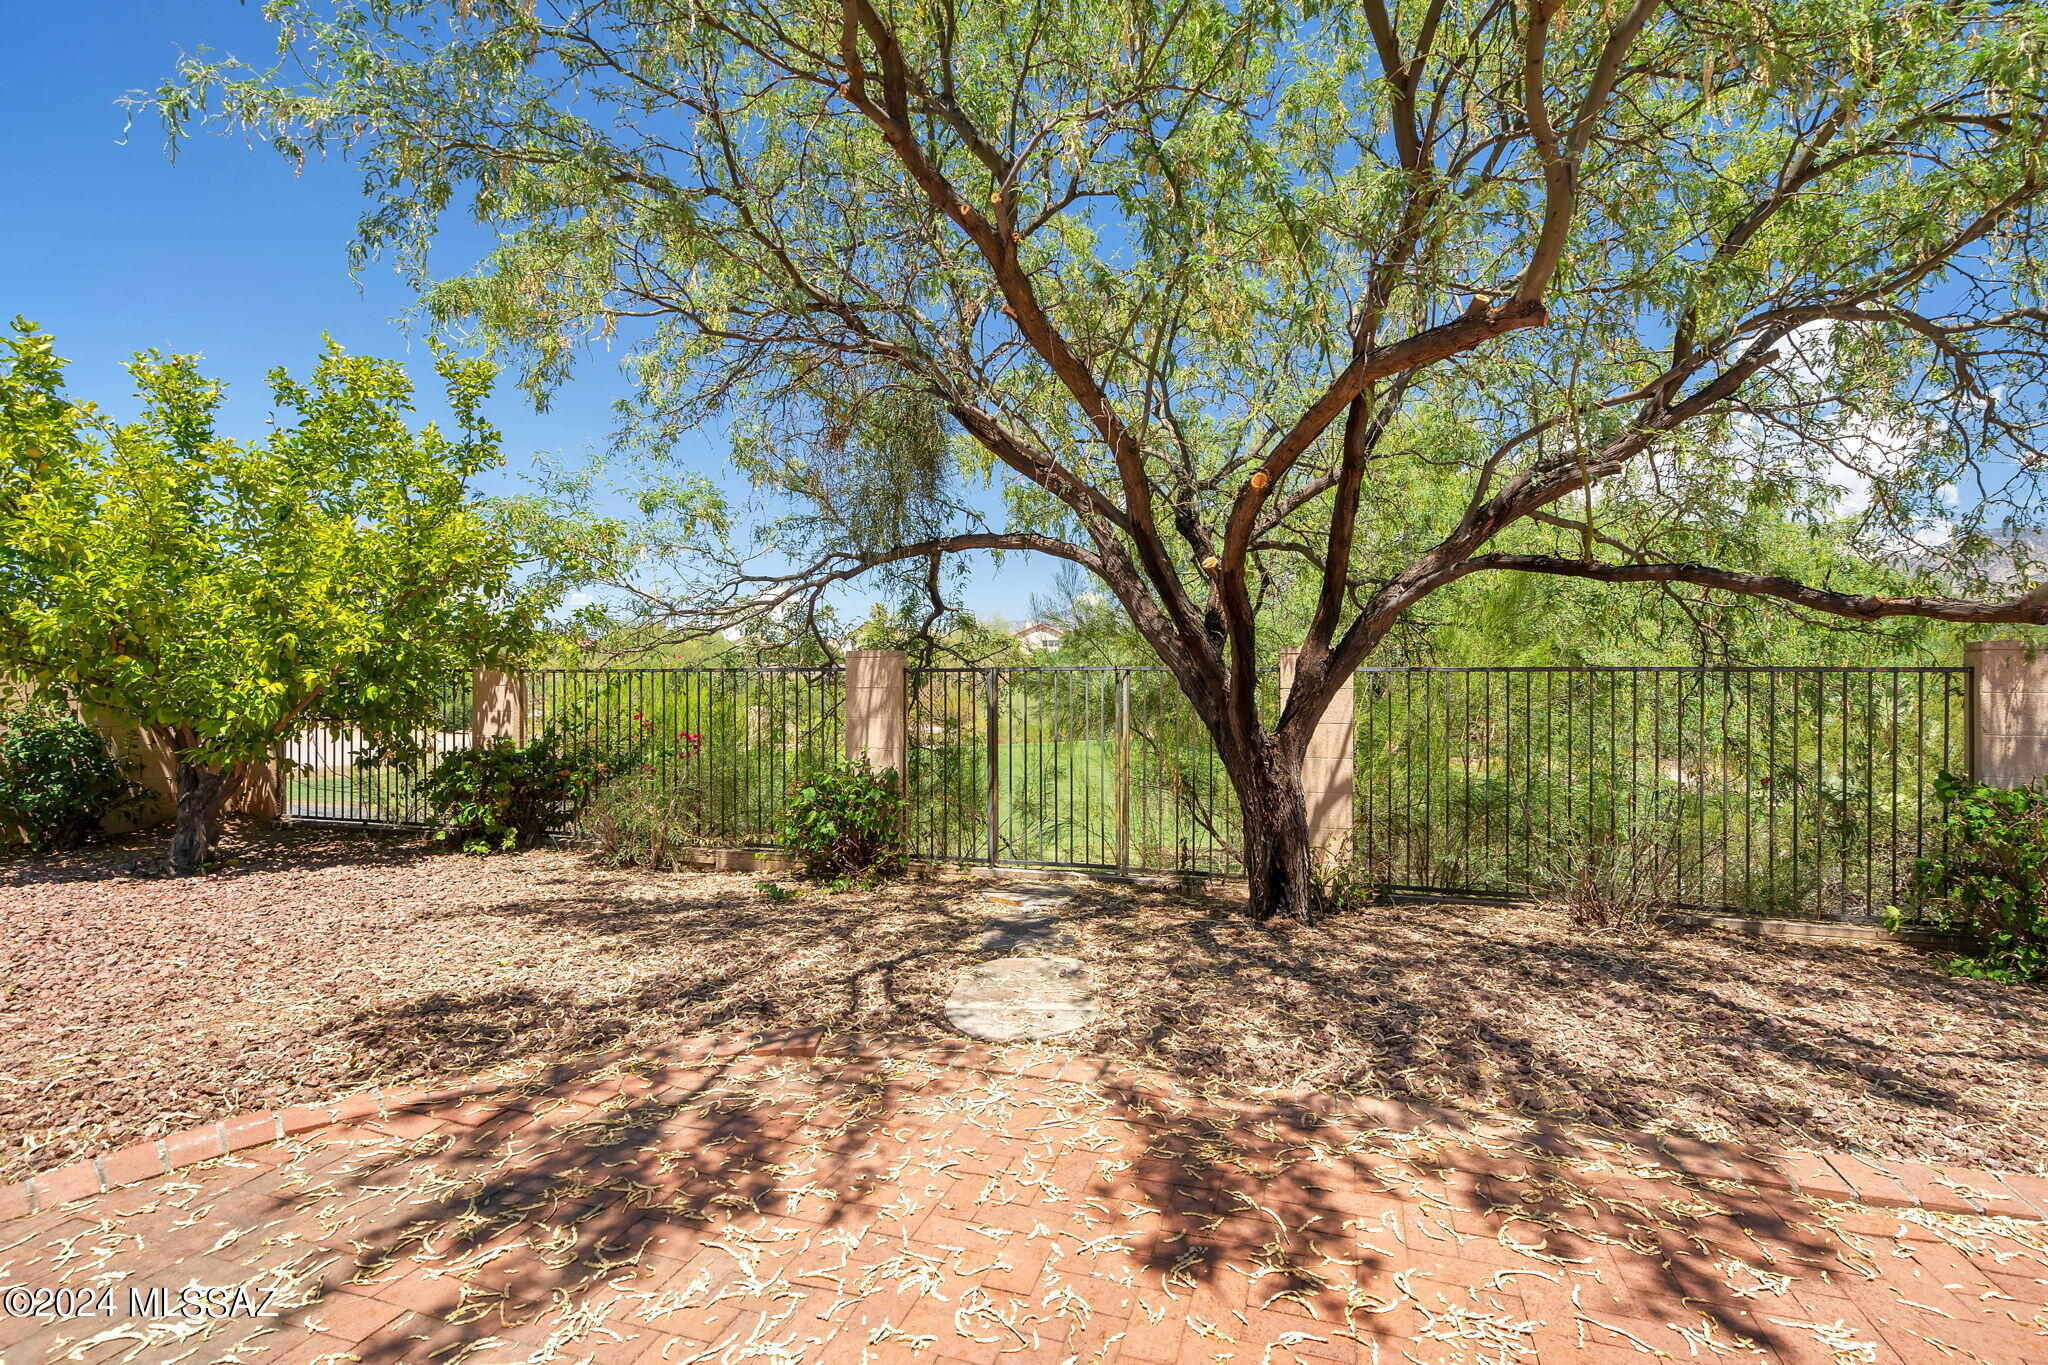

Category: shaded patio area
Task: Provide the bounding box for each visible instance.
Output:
[4,1034,2044,1364]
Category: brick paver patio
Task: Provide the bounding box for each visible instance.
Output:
[3,1032,2046,1364]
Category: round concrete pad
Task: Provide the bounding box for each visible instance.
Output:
[944,955,1098,1042]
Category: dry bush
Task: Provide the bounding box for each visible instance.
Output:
[583,774,710,870]
[1528,826,1695,936]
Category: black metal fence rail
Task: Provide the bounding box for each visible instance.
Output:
[281,662,1973,921]
[280,680,471,825]
[1356,666,1972,920]
[527,667,843,846]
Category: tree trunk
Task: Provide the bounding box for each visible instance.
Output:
[1231,747,1318,923]
[169,761,231,875]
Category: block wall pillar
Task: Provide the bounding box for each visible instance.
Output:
[1965,640,2048,787]
[1278,648,1356,858]
[472,668,528,746]
[843,650,908,779]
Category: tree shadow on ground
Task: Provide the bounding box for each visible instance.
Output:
[405,862,2048,1172]
[51,1038,2021,1365]
[0,823,447,889]
[324,874,994,1085]
[22,823,2037,1188]
[286,847,2048,1177]
[1046,885,2048,1171]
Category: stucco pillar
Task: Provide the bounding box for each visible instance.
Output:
[1278,648,1356,858]
[76,702,176,833]
[843,650,908,780]
[472,668,528,746]
[1965,640,2048,787]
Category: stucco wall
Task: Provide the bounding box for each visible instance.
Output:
[2,694,277,844]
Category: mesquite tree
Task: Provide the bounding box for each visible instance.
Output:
[163,0,2048,918]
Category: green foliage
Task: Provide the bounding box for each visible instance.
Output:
[0,320,547,862]
[1023,476,1968,675]
[416,734,601,853]
[756,880,798,903]
[157,1,2048,652]
[584,771,711,869]
[1309,848,1390,917]
[1910,775,2048,984]
[778,759,905,882]
[0,700,133,850]
[1413,511,1970,669]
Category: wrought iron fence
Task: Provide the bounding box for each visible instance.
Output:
[282,661,1973,920]
[280,680,472,825]
[902,663,1971,916]
[527,667,843,845]
[1356,666,1972,920]
[283,669,843,843]
[902,667,1238,874]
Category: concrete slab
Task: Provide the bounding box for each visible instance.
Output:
[944,956,1098,1042]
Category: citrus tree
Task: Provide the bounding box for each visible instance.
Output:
[0,321,546,872]
[160,0,2048,917]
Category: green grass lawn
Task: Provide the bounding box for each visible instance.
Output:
[285,766,430,822]
[907,737,1238,870]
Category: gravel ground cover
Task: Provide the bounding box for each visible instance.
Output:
[3,826,2045,1185]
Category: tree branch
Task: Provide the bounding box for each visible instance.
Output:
[1458,554,2048,624]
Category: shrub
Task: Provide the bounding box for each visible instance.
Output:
[779,759,905,881]
[1909,774,2048,984]
[0,700,133,850]
[416,733,603,853]
[1309,843,1390,915]
[584,771,709,870]
[1528,826,1690,937]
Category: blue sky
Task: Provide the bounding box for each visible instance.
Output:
[0,2,1050,620]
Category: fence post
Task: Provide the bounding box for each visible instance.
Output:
[984,668,1001,869]
[224,755,282,826]
[843,650,908,780]
[1115,669,1131,874]
[1963,640,2048,787]
[1278,648,1356,860]
[472,668,527,747]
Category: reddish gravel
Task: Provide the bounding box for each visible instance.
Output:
[2,825,2045,1186]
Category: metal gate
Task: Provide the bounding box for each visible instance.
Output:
[904,666,1238,874]
[281,680,472,825]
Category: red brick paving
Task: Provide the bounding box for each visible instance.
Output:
[2,1035,2045,1363]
